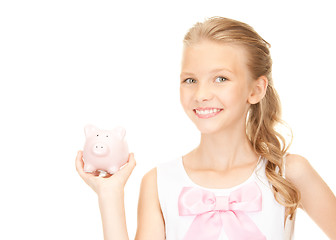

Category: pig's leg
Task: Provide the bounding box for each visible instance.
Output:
[84,163,96,173]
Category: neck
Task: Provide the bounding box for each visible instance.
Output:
[192,125,259,171]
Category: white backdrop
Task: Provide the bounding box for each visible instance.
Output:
[1,0,335,239]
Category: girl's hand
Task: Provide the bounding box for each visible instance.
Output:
[75,151,136,196]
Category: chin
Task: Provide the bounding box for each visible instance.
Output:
[194,122,226,135]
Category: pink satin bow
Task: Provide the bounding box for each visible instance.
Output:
[178,181,266,240]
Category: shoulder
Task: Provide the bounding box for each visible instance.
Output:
[284,153,323,202]
[284,153,314,209]
[284,154,336,238]
[284,153,317,198]
[284,153,312,181]
[140,167,158,191]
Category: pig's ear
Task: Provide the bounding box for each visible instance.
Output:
[114,126,126,139]
[84,124,97,137]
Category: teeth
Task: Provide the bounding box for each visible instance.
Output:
[195,108,221,115]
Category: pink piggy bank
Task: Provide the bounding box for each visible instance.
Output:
[83,124,129,174]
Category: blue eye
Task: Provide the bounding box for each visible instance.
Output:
[183,78,196,84]
[215,76,228,83]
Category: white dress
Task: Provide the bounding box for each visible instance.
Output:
[156,156,295,240]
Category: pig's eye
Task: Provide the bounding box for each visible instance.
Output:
[106,135,109,137]
[96,134,99,137]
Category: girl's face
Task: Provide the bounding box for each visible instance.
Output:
[180,40,255,134]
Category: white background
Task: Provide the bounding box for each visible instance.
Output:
[1,0,335,239]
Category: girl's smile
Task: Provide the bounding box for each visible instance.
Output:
[193,107,223,119]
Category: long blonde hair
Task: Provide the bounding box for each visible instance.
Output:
[183,16,300,219]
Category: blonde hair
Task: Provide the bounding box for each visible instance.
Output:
[183,16,300,219]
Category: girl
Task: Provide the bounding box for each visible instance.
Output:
[75,17,336,239]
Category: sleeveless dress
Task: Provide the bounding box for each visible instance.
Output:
[156,155,296,240]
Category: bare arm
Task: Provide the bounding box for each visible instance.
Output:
[98,190,129,240]
[135,168,166,239]
[285,154,336,239]
[75,151,136,240]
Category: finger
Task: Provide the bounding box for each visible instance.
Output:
[117,152,136,179]
[75,151,83,173]
[125,152,137,171]
[128,153,136,169]
[75,151,89,179]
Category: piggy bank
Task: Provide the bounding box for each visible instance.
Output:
[83,124,129,174]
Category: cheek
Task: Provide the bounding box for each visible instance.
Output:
[179,87,191,109]
[215,86,248,109]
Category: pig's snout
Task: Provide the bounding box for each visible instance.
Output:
[92,142,109,156]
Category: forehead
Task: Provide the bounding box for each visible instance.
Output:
[181,40,249,78]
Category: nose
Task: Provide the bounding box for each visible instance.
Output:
[92,142,109,156]
[195,82,213,102]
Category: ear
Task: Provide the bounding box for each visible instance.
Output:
[248,76,268,104]
[114,126,126,139]
[84,124,97,137]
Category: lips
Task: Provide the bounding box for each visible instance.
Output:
[193,107,223,119]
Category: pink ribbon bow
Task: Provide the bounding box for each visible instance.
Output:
[178,181,266,240]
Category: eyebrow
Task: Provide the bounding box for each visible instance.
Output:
[180,67,234,77]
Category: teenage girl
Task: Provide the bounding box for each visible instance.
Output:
[75,17,336,239]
